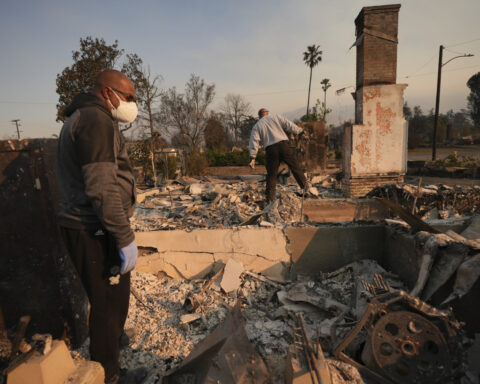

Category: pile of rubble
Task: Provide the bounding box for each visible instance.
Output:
[68,256,474,383]
[426,152,480,169]
[132,175,339,231]
[367,182,480,218]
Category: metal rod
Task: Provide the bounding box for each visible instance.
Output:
[299,314,322,384]
[297,316,317,383]
[411,177,423,214]
[300,188,305,223]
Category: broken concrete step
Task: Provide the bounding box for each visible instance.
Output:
[7,340,76,384]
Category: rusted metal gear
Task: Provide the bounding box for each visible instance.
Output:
[362,311,451,384]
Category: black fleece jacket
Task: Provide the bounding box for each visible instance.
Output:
[56,93,136,248]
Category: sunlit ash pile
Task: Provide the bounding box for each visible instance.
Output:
[71,257,474,384]
[131,175,337,231]
[74,260,388,383]
[68,178,479,383]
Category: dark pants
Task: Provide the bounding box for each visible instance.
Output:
[265,140,306,202]
[61,227,130,380]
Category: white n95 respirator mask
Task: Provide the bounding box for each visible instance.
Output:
[107,88,138,123]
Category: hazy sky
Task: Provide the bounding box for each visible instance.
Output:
[1,0,479,138]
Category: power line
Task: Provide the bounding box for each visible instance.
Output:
[445,38,480,48]
[443,64,479,73]
[404,38,479,79]
[243,87,318,97]
[403,63,480,79]
[0,101,56,105]
[404,53,436,78]
[444,47,471,56]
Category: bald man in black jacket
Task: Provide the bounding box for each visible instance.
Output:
[57,69,138,384]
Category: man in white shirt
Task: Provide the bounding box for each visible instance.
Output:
[249,108,307,203]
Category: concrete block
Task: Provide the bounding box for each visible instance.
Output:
[64,360,104,384]
[286,225,385,276]
[137,252,214,279]
[135,228,290,279]
[220,259,244,293]
[7,340,76,384]
[135,228,289,262]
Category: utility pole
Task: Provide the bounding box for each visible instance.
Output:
[321,79,331,122]
[11,119,21,139]
[432,46,473,160]
[432,45,443,161]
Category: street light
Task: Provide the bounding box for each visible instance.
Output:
[11,119,21,139]
[335,86,355,96]
[431,46,474,160]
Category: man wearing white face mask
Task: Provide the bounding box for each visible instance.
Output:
[57,69,139,384]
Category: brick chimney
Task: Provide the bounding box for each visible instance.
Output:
[343,4,407,197]
[355,4,401,88]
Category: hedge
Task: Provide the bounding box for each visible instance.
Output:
[204,148,266,166]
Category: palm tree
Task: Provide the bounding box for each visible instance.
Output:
[303,44,323,117]
[321,78,331,121]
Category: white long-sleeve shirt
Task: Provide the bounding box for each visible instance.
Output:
[249,114,303,158]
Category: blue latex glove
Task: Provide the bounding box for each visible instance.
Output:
[119,241,138,274]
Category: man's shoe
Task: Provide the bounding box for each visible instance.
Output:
[119,329,135,349]
[259,200,269,211]
[294,182,315,197]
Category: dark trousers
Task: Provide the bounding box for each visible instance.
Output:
[265,140,306,202]
[61,227,130,380]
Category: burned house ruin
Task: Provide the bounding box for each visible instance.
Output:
[0,4,479,384]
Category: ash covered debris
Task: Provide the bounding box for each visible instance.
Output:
[132,176,339,231]
[367,182,480,219]
[132,178,480,232]
[333,273,472,384]
[67,258,475,384]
